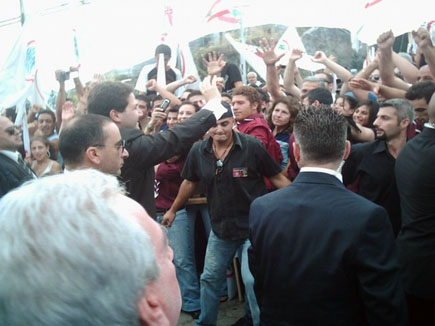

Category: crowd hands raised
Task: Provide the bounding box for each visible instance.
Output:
[1,26,435,326]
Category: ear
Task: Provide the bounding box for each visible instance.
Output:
[85,147,101,166]
[400,118,410,130]
[293,142,301,166]
[252,102,260,113]
[109,109,122,125]
[343,140,351,160]
[137,287,169,326]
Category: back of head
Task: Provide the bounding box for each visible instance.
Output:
[380,98,414,123]
[294,106,347,165]
[307,87,333,106]
[232,86,261,104]
[405,80,435,104]
[87,82,133,117]
[155,43,171,57]
[59,114,112,168]
[0,169,159,326]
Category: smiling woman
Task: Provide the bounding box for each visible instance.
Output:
[29,136,62,177]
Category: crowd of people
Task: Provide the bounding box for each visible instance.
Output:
[0,26,435,326]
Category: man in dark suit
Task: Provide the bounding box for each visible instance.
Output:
[249,107,407,325]
[395,92,435,326]
[0,116,35,198]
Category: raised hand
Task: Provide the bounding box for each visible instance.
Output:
[413,27,433,49]
[289,48,303,61]
[202,51,225,76]
[258,38,285,66]
[184,75,197,84]
[61,101,76,122]
[348,78,374,91]
[146,79,158,92]
[199,76,221,102]
[312,51,327,63]
[377,30,395,50]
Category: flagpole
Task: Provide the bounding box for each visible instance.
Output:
[19,0,25,25]
[239,9,246,85]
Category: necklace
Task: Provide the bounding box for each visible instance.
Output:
[213,140,233,175]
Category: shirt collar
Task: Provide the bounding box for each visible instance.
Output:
[373,139,388,154]
[300,167,343,183]
[424,122,435,130]
[205,131,243,153]
[0,150,20,162]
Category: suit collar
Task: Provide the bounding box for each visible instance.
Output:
[294,171,345,188]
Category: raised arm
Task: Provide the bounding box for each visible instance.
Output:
[202,51,226,77]
[146,79,181,107]
[54,70,67,132]
[392,52,419,84]
[259,38,285,101]
[283,49,303,98]
[312,51,353,85]
[377,31,410,90]
[162,179,198,227]
[166,75,198,94]
[413,27,435,80]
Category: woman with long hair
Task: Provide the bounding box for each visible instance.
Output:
[267,96,300,170]
[30,136,62,177]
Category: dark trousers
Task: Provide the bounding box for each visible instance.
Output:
[407,293,435,326]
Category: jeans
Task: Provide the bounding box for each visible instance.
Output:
[158,208,201,312]
[196,231,260,326]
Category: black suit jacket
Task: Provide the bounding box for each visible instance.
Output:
[395,127,435,299]
[0,153,34,198]
[120,109,216,218]
[249,172,407,326]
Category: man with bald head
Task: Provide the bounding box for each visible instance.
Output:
[395,92,435,325]
[0,116,35,197]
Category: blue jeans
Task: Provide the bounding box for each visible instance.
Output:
[196,231,260,326]
[158,208,201,312]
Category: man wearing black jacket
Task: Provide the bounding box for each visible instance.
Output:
[87,77,226,218]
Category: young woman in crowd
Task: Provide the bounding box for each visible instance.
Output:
[29,136,62,177]
[267,96,300,170]
[352,100,380,128]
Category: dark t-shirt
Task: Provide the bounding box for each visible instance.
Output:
[182,132,281,240]
[221,62,242,92]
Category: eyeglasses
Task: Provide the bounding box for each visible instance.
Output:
[4,126,18,135]
[215,159,223,176]
[93,139,126,151]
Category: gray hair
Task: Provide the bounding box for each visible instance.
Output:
[380,98,414,124]
[293,106,348,165]
[0,169,159,326]
[303,76,327,88]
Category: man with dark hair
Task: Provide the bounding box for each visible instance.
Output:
[162,104,290,326]
[395,92,435,326]
[405,80,435,131]
[87,78,227,218]
[232,86,283,173]
[59,114,128,175]
[136,94,152,130]
[135,43,184,97]
[303,87,333,108]
[342,99,414,236]
[249,107,407,325]
[0,116,36,197]
[187,90,206,109]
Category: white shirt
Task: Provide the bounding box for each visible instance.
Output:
[0,150,20,162]
[424,122,435,130]
[300,166,343,183]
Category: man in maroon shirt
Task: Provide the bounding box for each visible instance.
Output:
[232,86,283,167]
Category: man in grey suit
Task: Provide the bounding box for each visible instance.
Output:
[249,107,407,325]
[395,92,435,325]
